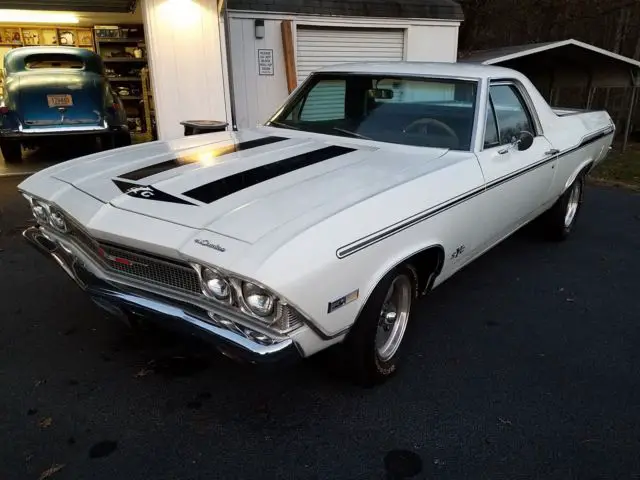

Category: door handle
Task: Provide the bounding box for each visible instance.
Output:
[545,149,560,156]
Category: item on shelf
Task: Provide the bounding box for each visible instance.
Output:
[41,29,58,45]
[94,26,120,38]
[78,30,93,45]
[130,86,141,96]
[133,47,143,59]
[59,31,75,46]
[1,28,21,44]
[116,86,131,97]
[22,30,40,45]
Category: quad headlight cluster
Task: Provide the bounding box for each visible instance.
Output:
[196,265,300,333]
[23,194,69,233]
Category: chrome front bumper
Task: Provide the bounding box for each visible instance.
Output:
[23,226,299,365]
[1,125,110,138]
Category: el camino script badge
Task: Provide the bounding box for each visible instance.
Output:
[195,239,226,252]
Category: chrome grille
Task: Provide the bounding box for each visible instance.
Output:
[98,243,201,295]
[68,220,201,295]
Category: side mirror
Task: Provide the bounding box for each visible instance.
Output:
[517,131,534,151]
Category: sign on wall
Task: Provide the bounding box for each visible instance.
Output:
[258,49,274,76]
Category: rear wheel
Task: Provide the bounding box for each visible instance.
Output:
[344,265,415,386]
[0,139,22,164]
[541,174,584,241]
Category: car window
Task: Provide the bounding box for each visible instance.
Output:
[484,100,500,148]
[24,54,84,70]
[272,73,478,150]
[490,84,534,145]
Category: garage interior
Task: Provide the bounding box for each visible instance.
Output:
[0,0,157,170]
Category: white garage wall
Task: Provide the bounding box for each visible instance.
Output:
[142,0,228,140]
[406,24,459,63]
[229,17,290,128]
[228,11,461,129]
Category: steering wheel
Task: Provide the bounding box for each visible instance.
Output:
[402,118,460,147]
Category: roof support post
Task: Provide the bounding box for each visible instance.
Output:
[622,86,637,153]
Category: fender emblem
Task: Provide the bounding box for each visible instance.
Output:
[194,239,226,252]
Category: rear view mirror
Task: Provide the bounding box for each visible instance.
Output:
[368,88,394,100]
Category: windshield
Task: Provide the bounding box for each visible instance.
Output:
[268,73,478,150]
[24,54,84,70]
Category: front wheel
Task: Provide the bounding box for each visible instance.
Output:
[541,174,584,241]
[344,265,415,386]
[0,139,22,164]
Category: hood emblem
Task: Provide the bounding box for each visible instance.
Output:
[125,185,155,198]
[194,239,226,252]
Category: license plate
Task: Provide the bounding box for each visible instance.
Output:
[47,94,73,108]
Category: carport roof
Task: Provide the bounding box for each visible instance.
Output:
[227,0,464,21]
[461,39,640,71]
[0,0,136,12]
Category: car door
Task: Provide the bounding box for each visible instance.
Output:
[475,81,557,243]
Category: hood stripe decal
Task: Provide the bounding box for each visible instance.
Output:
[119,136,288,181]
[183,145,357,204]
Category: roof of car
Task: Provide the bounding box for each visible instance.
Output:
[3,46,104,74]
[314,61,521,79]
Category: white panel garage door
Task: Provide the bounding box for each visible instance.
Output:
[296,27,405,84]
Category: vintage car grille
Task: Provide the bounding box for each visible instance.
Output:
[68,222,201,295]
[66,220,303,333]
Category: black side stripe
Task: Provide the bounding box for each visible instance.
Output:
[184,145,356,204]
[336,128,614,259]
[119,136,288,181]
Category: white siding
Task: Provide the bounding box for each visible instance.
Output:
[296,27,405,84]
[229,17,289,128]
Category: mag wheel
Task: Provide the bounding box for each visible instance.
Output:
[345,265,415,386]
[542,174,585,241]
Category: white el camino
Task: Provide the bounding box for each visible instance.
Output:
[18,62,614,385]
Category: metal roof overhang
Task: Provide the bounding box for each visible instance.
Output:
[462,39,640,88]
[0,0,137,12]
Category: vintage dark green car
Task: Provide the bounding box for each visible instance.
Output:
[0,46,131,163]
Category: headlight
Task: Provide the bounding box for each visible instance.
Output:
[49,208,68,233]
[242,282,275,317]
[201,268,231,301]
[31,200,50,224]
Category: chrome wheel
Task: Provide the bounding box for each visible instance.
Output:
[564,181,582,228]
[375,274,412,362]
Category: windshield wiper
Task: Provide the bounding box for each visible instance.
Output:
[267,120,300,130]
[332,127,371,140]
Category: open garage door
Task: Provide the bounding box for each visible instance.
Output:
[0,0,136,12]
[296,26,405,84]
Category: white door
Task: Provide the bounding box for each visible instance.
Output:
[475,82,557,244]
[295,27,405,84]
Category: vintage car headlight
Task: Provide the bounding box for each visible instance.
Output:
[49,208,69,233]
[201,267,231,301]
[31,200,50,224]
[241,282,275,317]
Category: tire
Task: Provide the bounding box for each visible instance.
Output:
[344,265,415,386]
[541,174,585,241]
[0,139,22,164]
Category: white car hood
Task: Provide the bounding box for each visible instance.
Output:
[50,128,449,244]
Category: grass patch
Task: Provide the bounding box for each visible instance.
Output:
[590,142,640,190]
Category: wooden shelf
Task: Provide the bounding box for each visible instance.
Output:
[107,77,142,82]
[103,57,147,63]
[97,38,145,44]
[118,96,142,100]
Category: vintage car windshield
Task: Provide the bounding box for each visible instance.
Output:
[268,73,478,150]
[24,54,84,70]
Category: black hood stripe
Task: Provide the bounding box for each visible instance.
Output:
[113,179,197,205]
[119,136,288,181]
[184,145,356,204]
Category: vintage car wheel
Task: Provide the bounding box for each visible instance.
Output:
[542,174,585,241]
[0,140,22,164]
[344,265,415,386]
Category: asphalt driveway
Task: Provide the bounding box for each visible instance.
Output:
[1,175,639,480]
